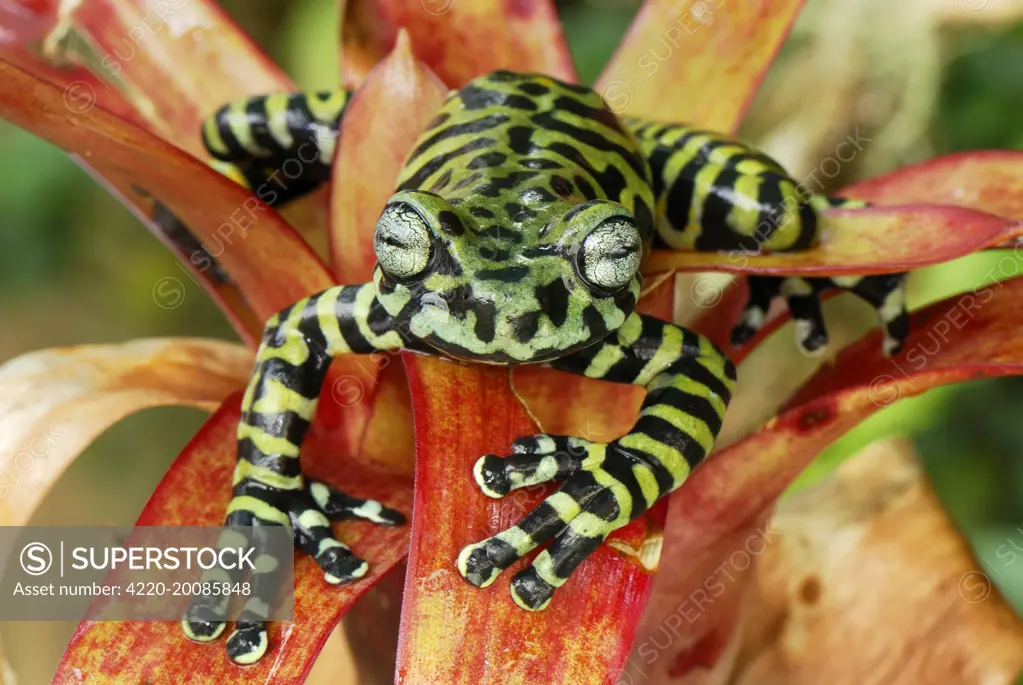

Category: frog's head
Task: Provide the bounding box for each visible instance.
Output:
[372,190,643,364]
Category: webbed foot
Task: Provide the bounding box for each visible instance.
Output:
[457,433,659,610]
[182,479,405,665]
[731,273,909,357]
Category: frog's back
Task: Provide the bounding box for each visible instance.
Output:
[394,70,655,247]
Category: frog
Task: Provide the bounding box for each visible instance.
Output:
[179,70,909,665]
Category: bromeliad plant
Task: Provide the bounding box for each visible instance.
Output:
[2,1,1023,683]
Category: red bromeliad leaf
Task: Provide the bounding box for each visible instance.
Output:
[623,275,1023,684]
[397,353,663,685]
[55,393,414,684]
[0,0,58,38]
[642,205,1020,276]
[596,0,807,131]
[0,40,143,125]
[395,275,676,684]
[52,0,332,254]
[842,150,1023,221]
[0,59,333,326]
[330,30,448,284]
[340,0,577,88]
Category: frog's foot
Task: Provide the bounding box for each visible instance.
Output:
[458,434,642,611]
[730,274,909,357]
[182,480,405,665]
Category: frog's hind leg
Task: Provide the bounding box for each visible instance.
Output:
[729,273,909,357]
[201,90,352,207]
[844,272,910,356]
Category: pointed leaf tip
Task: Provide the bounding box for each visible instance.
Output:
[330,40,448,284]
[341,0,577,88]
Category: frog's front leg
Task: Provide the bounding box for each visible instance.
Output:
[181,283,407,664]
[456,314,737,610]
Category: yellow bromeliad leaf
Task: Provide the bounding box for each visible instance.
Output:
[0,338,250,527]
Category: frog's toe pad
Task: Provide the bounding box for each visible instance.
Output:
[730,306,768,347]
[794,319,829,356]
[181,617,226,642]
[317,545,369,585]
[510,568,554,611]
[226,623,268,665]
[456,538,518,588]
[474,454,512,498]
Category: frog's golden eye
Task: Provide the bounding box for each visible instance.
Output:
[373,203,433,280]
[576,217,642,293]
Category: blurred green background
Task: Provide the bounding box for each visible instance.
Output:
[1,0,1022,681]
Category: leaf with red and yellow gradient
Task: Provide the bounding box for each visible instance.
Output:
[1,0,336,309]
[596,0,806,131]
[0,59,333,327]
[56,0,333,255]
[0,338,250,528]
[330,30,448,284]
[397,352,663,685]
[55,392,414,684]
[841,150,1023,221]
[623,274,1023,685]
[643,205,1020,276]
[0,34,265,338]
[341,0,577,88]
[35,0,292,156]
[395,275,677,685]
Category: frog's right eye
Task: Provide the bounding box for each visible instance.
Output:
[373,203,433,280]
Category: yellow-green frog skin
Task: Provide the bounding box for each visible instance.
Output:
[180,70,908,665]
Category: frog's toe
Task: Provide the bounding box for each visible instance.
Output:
[181,616,227,642]
[319,544,369,585]
[781,279,830,355]
[182,581,231,642]
[510,488,618,611]
[457,475,599,588]
[848,272,909,358]
[287,500,370,584]
[731,276,783,347]
[308,480,406,525]
[473,434,595,498]
[225,621,268,666]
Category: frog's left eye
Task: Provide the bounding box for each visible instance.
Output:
[374,203,433,280]
[576,217,642,292]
